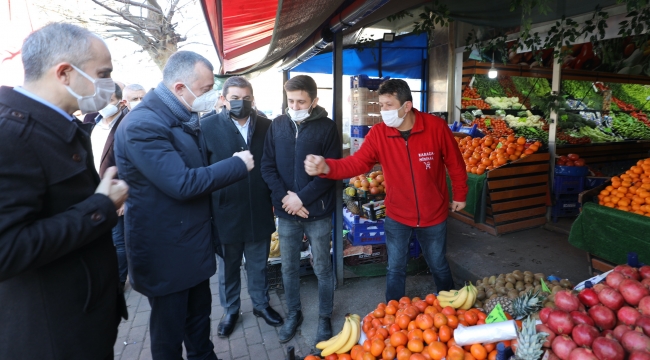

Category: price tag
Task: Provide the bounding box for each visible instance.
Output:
[496,142,503,149]
[485,303,508,324]
[541,278,551,293]
[484,119,491,126]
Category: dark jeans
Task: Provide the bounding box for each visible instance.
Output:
[384,217,454,302]
[218,240,271,315]
[112,216,128,283]
[278,217,334,318]
[147,280,218,360]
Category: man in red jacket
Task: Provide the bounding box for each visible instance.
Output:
[305,79,468,301]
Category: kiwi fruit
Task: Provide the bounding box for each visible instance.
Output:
[476,280,482,286]
[513,272,524,281]
[515,281,525,291]
[524,276,534,284]
[505,282,514,290]
[552,285,563,294]
[474,300,484,308]
[496,280,506,288]
[483,277,490,286]
[519,290,527,296]
[534,273,545,280]
[534,285,542,293]
[505,274,516,284]
[524,283,534,291]
[551,280,560,287]
[488,276,496,285]
[523,271,533,277]
[489,294,499,300]
[497,287,508,296]
[477,285,485,292]
[560,279,572,288]
[547,293,556,302]
[508,289,519,299]
[486,288,495,298]
[544,301,556,309]
[477,291,486,300]
[497,273,506,280]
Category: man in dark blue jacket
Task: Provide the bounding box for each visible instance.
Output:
[261,75,341,344]
[201,76,282,338]
[114,51,254,360]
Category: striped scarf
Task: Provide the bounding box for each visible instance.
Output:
[154,82,201,134]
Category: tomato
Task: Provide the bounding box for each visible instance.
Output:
[574,159,586,167]
[567,153,580,161]
[565,160,575,166]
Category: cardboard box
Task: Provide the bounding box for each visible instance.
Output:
[362,200,386,221]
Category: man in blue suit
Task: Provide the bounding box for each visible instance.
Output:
[114,51,254,360]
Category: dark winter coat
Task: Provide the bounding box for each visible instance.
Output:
[91,107,128,177]
[261,105,342,221]
[0,86,127,360]
[114,89,249,298]
[201,109,275,244]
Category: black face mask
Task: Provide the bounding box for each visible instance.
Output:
[228,99,253,119]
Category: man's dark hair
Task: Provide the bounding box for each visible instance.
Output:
[284,75,317,101]
[378,79,413,105]
[114,83,122,100]
[222,76,253,97]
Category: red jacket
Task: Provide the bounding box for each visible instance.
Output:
[325,109,468,227]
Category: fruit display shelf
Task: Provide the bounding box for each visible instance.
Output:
[447,152,551,236]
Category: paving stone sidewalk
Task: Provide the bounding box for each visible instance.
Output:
[113,262,313,360]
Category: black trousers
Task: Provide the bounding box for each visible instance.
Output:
[147,279,218,360]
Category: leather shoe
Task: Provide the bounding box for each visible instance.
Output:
[217,313,239,338]
[253,306,283,327]
[278,311,303,343]
[315,316,332,344]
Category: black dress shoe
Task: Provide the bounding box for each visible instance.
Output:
[217,313,239,338]
[315,316,332,344]
[278,311,303,343]
[253,306,284,327]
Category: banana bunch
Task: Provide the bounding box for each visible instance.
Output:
[437,283,478,310]
[269,232,280,258]
[316,313,361,356]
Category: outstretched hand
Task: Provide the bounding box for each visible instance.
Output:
[304,154,329,176]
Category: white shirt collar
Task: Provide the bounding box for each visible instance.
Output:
[231,116,250,129]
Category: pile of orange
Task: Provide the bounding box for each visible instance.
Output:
[456,135,541,175]
[597,158,650,216]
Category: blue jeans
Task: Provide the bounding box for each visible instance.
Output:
[112,216,128,284]
[384,217,454,302]
[278,217,334,318]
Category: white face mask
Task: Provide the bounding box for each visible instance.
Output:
[98,103,119,118]
[287,100,314,122]
[65,64,116,114]
[129,100,141,109]
[181,84,218,113]
[380,103,407,128]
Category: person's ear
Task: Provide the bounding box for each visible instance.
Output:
[173,82,186,96]
[54,63,74,86]
[311,97,319,108]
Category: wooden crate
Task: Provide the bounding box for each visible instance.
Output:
[587,252,616,276]
[449,152,550,236]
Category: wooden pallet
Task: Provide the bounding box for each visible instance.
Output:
[449,152,550,236]
[587,252,617,276]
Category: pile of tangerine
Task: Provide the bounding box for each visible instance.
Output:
[349,295,503,360]
[455,135,541,175]
[597,158,650,216]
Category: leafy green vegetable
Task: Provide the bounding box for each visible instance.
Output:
[473,75,506,98]
[612,113,650,139]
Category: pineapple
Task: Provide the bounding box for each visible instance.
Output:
[515,316,547,360]
[484,290,545,319]
[343,190,361,215]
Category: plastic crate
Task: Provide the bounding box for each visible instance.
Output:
[555,165,589,176]
[585,176,609,190]
[351,114,381,125]
[350,75,390,91]
[553,175,585,195]
[346,228,386,245]
[267,263,283,290]
[352,102,381,115]
[351,125,372,138]
[352,88,379,103]
[343,208,386,245]
[344,244,388,266]
[552,194,581,222]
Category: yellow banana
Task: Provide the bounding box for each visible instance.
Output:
[321,316,352,356]
[436,289,462,303]
[437,289,458,297]
[349,313,361,323]
[460,285,476,310]
[337,315,360,354]
[440,286,469,309]
[316,333,340,350]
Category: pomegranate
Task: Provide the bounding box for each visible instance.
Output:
[571,311,595,326]
[568,347,598,360]
[598,287,625,311]
[601,329,614,337]
[578,288,600,307]
[552,335,578,360]
[592,336,625,360]
[613,324,633,340]
[620,327,650,353]
[607,271,627,290]
[547,310,575,335]
[629,352,650,360]
[589,304,617,330]
[640,265,650,280]
[615,265,641,280]
[556,290,581,312]
[540,307,553,323]
[537,323,556,347]
[642,278,650,289]
[639,296,650,315]
[594,283,612,294]
[636,315,650,337]
[619,279,650,306]
[571,323,600,347]
[617,306,642,326]
[546,350,561,360]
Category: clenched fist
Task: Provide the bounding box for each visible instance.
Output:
[95,166,129,209]
[233,150,254,171]
[304,154,329,176]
